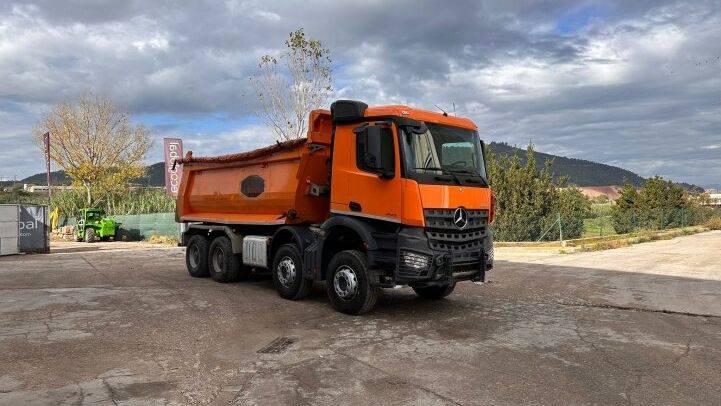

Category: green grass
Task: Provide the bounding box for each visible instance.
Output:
[583,215,616,238]
[582,203,616,238]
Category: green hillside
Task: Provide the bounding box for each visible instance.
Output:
[16,163,165,188]
[12,144,692,189]
[488,142,646,186]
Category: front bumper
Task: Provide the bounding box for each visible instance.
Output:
[393,227,493,285]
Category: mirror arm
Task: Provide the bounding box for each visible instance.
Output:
[353,123,369,134]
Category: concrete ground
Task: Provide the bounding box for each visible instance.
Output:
[1,232,720,405]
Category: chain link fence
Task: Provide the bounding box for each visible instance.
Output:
[493,205,719,242]
[58,212,179,241]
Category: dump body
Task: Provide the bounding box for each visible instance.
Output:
[176,111,333,225]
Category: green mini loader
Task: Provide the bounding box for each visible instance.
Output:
[75,208,121,243]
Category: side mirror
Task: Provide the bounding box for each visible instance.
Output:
[355,124,395,178]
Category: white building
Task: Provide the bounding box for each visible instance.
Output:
[23,184,75,193]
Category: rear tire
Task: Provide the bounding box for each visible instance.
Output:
[186,235,210,277]
[272,244,312,300]
[326,250,378,315]
[208,236,241,283]
[413,282,456,299]
[84,228,95,243]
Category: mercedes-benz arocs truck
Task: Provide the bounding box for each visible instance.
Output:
[176,100,494,314]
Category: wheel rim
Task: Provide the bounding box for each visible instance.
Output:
[333,265,359,301]
[277,256,296,287]
[189,245,200,269]
[212,246,225,272]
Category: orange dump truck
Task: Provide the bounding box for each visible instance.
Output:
[177,100,494,314]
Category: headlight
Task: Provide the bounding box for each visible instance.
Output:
[401,250,431,270]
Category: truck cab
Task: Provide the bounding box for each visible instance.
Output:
[177,100,494,314]
[319,101,494,307]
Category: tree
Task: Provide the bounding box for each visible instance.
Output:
[611,182,638,233]
[556,187,592,239]
[251,28,332,141]
[486,144,591,241]
[612,176,694,233]
[487,144,556,241]
[34,93,152,205]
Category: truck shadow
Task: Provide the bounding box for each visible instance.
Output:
[225,259,721,318]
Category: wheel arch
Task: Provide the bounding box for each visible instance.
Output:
[318,217,377,281]
[270,226,314,260]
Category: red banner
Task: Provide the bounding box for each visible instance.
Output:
[163,138,183,197]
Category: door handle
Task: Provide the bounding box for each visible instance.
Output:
[349,201,362,212]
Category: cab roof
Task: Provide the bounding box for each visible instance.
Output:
[328,100,478,131]
[365,105,477,130]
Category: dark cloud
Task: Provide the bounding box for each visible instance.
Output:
[0,0,719,185]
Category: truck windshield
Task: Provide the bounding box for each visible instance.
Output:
[401,122,488,186]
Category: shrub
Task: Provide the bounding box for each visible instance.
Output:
[706,216,721,230]
[486,144,591,241]
[53,188,175,218]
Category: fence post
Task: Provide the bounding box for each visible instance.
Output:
[558,213,563,245]
[681,207,684,227]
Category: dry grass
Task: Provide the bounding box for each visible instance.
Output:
[146,235,180,245]
[705,216,721,230]
[579,226,707,252]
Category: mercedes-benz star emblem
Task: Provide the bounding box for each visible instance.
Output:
[453,207,469,229]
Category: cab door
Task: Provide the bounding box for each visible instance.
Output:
[330,122,402,223]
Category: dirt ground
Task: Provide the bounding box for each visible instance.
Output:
[1,232,720,405]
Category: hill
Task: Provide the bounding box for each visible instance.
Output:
[13,144,698,190]
[14,163,165,188]
[488,142,646,186]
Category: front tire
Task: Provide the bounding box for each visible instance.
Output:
[413,282,456,299]
[208,236,242,283]
[186,235,210,277]
[84,228,95,243]
[326,250,378,315]
[272,244,312,300]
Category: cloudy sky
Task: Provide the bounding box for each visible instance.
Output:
[1,0,720,186]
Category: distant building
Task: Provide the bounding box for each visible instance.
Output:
[706,189,721,206]
[23,184,75,193]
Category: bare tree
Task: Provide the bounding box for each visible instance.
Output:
[34,93,152,205]
[252,28,332,141]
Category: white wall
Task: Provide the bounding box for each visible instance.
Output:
[0,205,19,256]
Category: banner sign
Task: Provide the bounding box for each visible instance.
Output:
[163,138,183,197]
[18,205,48,253]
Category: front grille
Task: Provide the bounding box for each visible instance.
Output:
[397,266,431,279]
[424,209,488,254]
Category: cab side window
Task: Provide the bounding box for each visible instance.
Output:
[355,126,394,175]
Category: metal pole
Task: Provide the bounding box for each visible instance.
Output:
[558,213,563,244]
[681,207,684,227]
[43,132,52,206]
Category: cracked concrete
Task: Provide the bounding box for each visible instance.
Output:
[0,232,720,405]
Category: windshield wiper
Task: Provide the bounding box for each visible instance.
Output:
[413,167,462,185]
[445,168,489,186]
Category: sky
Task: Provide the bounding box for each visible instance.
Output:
[0,0,720,186]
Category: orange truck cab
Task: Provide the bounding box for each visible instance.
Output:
[176,100,494,314]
